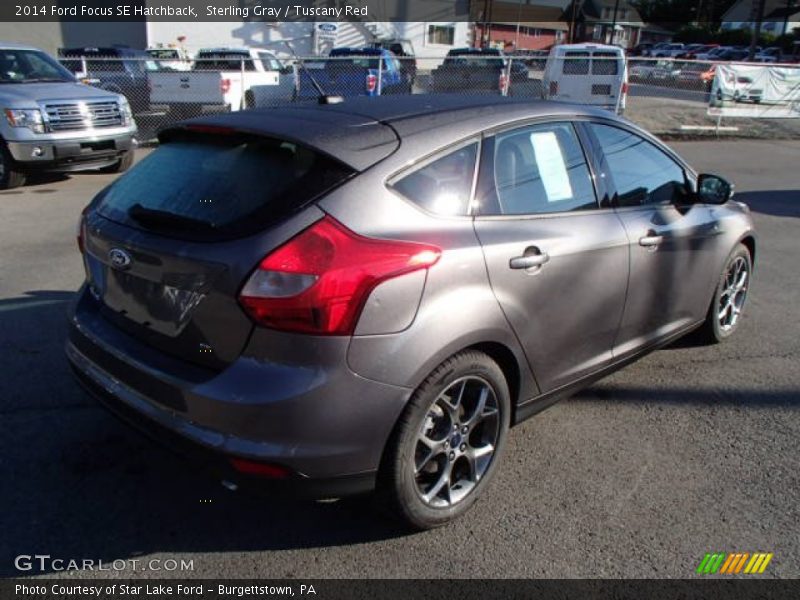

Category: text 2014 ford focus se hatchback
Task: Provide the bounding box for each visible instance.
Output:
[67,96,755,529]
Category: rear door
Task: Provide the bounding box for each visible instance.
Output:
[473,121,629,392]
[83,131,358,370]
[583,121,722,358]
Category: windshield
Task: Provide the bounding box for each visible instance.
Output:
[95,135,353,240]
[0,49,74,83]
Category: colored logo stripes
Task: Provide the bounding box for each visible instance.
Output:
[696,552,773,574]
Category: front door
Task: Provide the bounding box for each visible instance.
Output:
[584,122,723,358]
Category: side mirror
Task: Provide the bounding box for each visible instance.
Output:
[697,173,734,204]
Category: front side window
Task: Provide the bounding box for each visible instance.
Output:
[482,122,597,216]
[590,123,689,207]
[390,143,478,216]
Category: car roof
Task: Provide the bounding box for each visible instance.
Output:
[162,96,621,171]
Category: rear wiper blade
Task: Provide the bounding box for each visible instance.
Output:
[128,203,216,231]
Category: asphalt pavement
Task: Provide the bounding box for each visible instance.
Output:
[0,140,798,579]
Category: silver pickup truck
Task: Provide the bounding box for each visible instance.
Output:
[0,43,137,189]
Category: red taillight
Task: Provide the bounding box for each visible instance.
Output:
[549,81,559,96]
[621,82,629,95]
[76,205,89,254]
[229,458,291,479]
[220,78,231,94]
[366,73,377,93]
[499,73,509,95]
[238,216,441,335]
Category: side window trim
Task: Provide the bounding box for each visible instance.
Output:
[474,121,601,218]
[574,121,614,208]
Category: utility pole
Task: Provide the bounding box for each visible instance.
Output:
[748,0,767,61]
[610,0,620,46]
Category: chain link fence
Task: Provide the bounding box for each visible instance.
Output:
[57,54,800,143]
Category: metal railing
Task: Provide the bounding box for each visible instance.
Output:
[57,55,800,142]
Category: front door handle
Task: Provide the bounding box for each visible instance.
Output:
[510,248,549,270]
[639,233,664,247]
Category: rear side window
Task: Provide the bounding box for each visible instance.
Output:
[483,123,597,216]
[390,143,478,216]
[96,136,353,240]
[592,52,619,75]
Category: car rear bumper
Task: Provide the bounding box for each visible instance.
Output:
[65,289,412,497]
[7,131,136,172]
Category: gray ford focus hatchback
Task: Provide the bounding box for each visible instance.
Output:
[67,96,755,529]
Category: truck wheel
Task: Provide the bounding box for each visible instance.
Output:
[99,150,134,174]
[244,91,255,109]
[0,143,27,190]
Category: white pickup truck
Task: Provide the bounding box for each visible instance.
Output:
[149,47,295,117]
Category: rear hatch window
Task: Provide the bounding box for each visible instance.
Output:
[96,134,353,241]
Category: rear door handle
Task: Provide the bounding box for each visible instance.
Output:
[639,234,664,247]
[510,249,549,270]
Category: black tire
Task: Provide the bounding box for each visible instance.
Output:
[378,350,511,530]
[695,244,752,344]
[244,90,255,109]
[0,142,27,190]
[99,149,134,174]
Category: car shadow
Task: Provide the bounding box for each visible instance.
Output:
[571,385,798,407]
[0,291,412,578]
[736,189,800,219]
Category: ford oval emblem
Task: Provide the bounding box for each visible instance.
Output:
[318,23,337,32]
[108,248,132,270]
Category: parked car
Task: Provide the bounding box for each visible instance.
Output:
[146,46,193,71]
[652,43,685,58]
[753,47,783,63]
[628,43,653,57]
[430,48,527,95]
[542,44,628,113]
[715,48,751,62]
[296,47,411,100]
[629,59,681,83]
[677,61,716,90]
[58,45,152,113]
[511,49,549,70]
[0,43,137,189]
[149,47,295,118]
[679,44,719,60]
[644,42,670,57]
[675,43,705,59]
[65,95,756,529]
[696,46,731,61]
[370,39,417,85]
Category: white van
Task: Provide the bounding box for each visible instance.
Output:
[541,44,628,113]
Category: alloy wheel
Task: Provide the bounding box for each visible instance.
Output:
[718,255,749,332]
[413,376,500,508]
